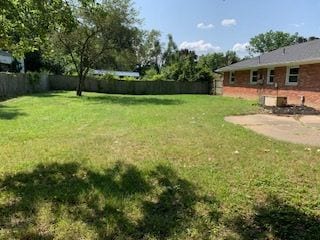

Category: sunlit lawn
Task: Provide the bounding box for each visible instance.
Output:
[0,91,319,239]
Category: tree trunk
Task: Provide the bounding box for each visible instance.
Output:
[76,74,84,96]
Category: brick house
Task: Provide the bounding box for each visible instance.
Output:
[217,40,320,108]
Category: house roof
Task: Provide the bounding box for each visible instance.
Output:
[0,50,12,57]
[92,70,140,77]
[217,39,320,72]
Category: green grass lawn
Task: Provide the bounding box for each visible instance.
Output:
[0,91,319,239]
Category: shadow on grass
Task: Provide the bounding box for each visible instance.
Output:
[229,196,320,240]
[68,94,185,106]
[0,105,26,120]
[0,162,218,239]
[5,91,185,106]
[27,92,63,98]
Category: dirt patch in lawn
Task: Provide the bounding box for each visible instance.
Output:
[225,114,320,147]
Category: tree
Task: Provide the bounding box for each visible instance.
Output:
[52,0,141,96]
[136,30,162,75]
[224,51,240,65]
[24,51,66,74]
[161,49,212,82]
[1,0,141,96]
[0,0,73,57]
[247,30,301,55]
[198,53,225,72]
[198,51,240,72]
[94,48,138,72]
[162,34,178,66]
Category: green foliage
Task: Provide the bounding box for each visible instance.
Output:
[141,68,165,81]
[248,30,302,54]
[198,51,240,72]
[1,0,142,96]
[142,68,158,80]
[137,33,236,81]
[151,73,165,81]
[161,49,212,82]
[27,72,41,89]
[225,50,240,65]
[97,74,138,82]
[0,0,74,57]
[121,76,138,81]
[162,34,178,66]
[51,0,141,96]
[25,51,65,74]
[95,49,138,72]
[198,52,225,71]
[194,66,213,82]
[136,30,162,75]
[98,74,117,81]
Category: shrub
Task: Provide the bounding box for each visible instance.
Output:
[194,66,213,82]
[121,76,138,81]
[27,72,41,88]
[151,74,165,81]
[142,68,158,80]
[98,74,117,81]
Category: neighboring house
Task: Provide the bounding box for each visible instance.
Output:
[0,50,25,73]
[92,70,140,79]
[217,40,320,108]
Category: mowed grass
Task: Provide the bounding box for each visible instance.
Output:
[0,91,319,239]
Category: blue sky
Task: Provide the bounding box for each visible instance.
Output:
[134,0,320,56]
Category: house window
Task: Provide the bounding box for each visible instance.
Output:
[229,71,235,84]
[286,66,299,85]
[250,70,258,84]
[267,69,275,85]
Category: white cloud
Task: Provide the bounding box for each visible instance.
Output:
[232,42,250,57]
[232,42,250,53]
[179,40,222,54]
[221,19,237,27]
[197,22,214,29]
[291,22,305,28]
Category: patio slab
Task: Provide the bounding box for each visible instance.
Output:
[225,114,320,146]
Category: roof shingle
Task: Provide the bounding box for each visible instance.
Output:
[217,39,320,72]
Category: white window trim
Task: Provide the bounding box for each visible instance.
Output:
[286,66,299,86]
[250,69,259,85]
[267,68,275,85]
[229,71,235,84]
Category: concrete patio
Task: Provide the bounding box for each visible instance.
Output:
[225,114,320,146]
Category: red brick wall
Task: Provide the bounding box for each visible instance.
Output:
[223,63,320,108]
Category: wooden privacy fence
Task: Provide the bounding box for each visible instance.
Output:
[212,80,223,95]
[0,73,223,98]
[0,73,49,99]
[49,75,211,95]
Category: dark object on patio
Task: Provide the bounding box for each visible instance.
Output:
[264,105,320,115]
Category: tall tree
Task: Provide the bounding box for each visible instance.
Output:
[224,51,240,65]
[198,53,225,72]
[247,30,301,55]
[198,51,240,72]
[136,30,162,74]
[1,0,141,96]
[162,34,178,66]
[162,49,212,82]
[52,0,141,96]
